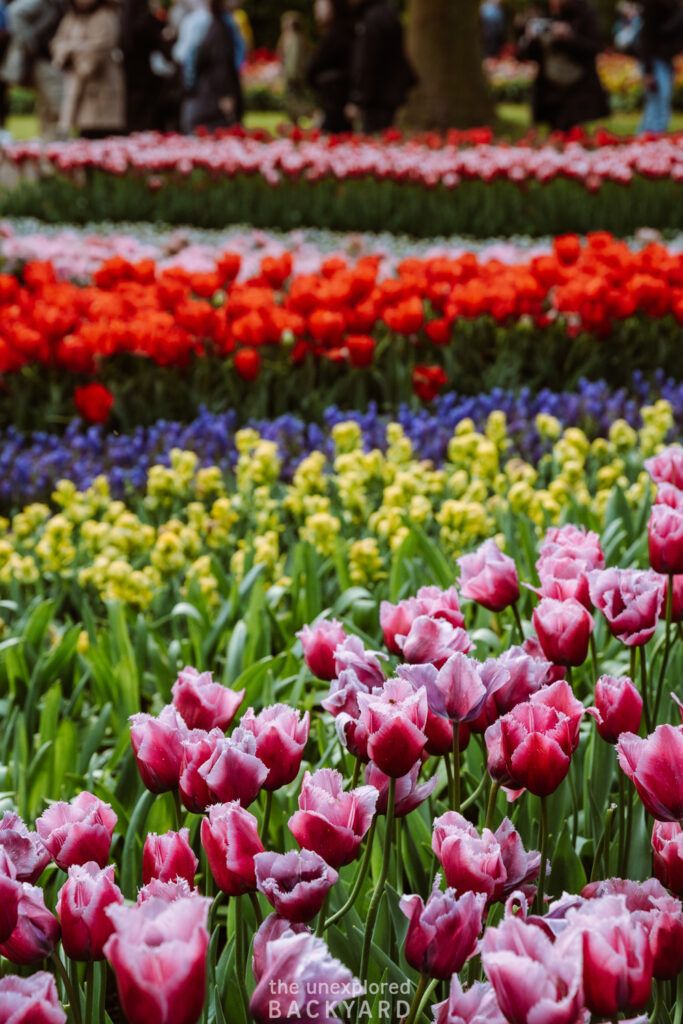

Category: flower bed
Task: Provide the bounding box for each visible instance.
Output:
[1,131,682,236]
[3,235,683,428]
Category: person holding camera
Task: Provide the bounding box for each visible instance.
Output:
[519,0,609,131]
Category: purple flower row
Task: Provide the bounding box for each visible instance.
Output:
[0,371,677,509]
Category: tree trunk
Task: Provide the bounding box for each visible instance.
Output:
[404,0,495,130]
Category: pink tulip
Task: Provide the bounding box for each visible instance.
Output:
[251,914,308,985]
[322,670,371,761]
[297,619,347,679]
[357,678,428,777]
[104,895,210,1024]
[0,849,20,944]
[469,646,550,732]
[288,768,377,868]
[0,972,66,1024]
[171,667,244,731]
[142,828,198,886]
[588,675,642,744]
[432,812,506,903]
[130,705,189,793]
[532,597,594,667]
[433,977,506,1024]
[200,802,264,896]
[197,728,268,807]
[495,817,543,900]
[240,704,310,790]
[137,878,197,904]
[396,615,474,668]
[539,523,605,570]
[481,915,583,1024]
[35,792,117,871]
[56,862,123,960]
[400,881,485,979]
[254,850,338,923]
[649,503,683,575]
[380,586,464,654]
[532,680,585,751]
[617,724,683,821]
[534,553,592,608]
[402,654,509,724]
[645,446,683,489]
[497,699,575,797]
[178,727,223,812]
[364,761,437,817]
[457,538,520,612]
[0,812,50,883]
[332,635,386,689]
[250,929,357,1024]
[521,636,566,683]
[652,821,683,897]
[587,568,666,646]
[0,884,60,965]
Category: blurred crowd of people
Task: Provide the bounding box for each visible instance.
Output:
[0,0,416,139]
[483,0,683,133]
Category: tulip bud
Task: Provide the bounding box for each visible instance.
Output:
[201,802,264,896]
[589,674,642,744]
[297,620,347,680]
[0,811,50,883]
[130,705,189,794]
[357,678,428,778]
[649,503,683,575]
[618,724,683,822]
[458,538,520,613]
[0,848,21,944]
[171,667,244,731]
[36,792,117,871]
[532,597,594,667]
[652,821,683,897]
[142,828,198,887]
[57,862,123,960]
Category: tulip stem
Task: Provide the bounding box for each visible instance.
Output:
[618,770,626,875]
[84,962,95,1024]
[452,727,461,813]
[654,573,674,724]
[512,602,525,644]
[589,633,599,681]
[673,972,683,1024]
[51,952,82,1024]
[640,644,652,734]
[485,780,500,831]
[172,788,183,831]
[403,973,429,1024]
[234,896,250,1024]
[350,757,361,790]
[461,769,488,813]
[358,778,396,1012]
[649,978,662,1024]
[535,795,548,916]
[325,817,377,929]
[444,753,454,809]
[248,890,263,928]
[315,891,330,937]
[261,790,273,842]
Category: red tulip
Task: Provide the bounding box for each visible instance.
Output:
[458,538,520,613]
[104,894,211,1024]
[588,674,642,744]
[240,704,310,791]
[346,334,375,367]
[587,568,666,647]
[171,667,244,731]
[0,972,66,1024]
[74,382,114,424]
[288,768,377,868]
[56,862,123,960]
[130,705,189,794]
[357,678,428,777]
[534,554,592,608]
[532,597,594,667]
[200,801,264,896]
[35,792,117,871]
[142,828,198,887]
[649,503,683,575]
[412,364,447,402]
[0,812,50,883]
[400,881,485,980]
[234,347,260,380]
[653,821,683,897]
[254,849,338,923]
[618,725,683,821]
[0,884,60,965]
[297,619,347,680]
[0,849,20,944]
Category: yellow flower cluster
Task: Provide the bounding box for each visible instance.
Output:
[0,407,671,608]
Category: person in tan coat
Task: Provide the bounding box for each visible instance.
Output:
[51,0,125,137]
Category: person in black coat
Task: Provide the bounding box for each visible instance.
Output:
[121,0,180,132]
[183,0,243,133]
[345,0,417,133]
[519,0,609,132]
[307,0,354,133]
[639,0,683,133]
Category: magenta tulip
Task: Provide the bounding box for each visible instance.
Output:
[250,929,357,1024]
[297,619,347,680]
[498,699,574,797]
[356,677,428,777]
[521,636,566,683]
[288,768,377,868]
[35,792,117,871]
[532,597,594,667]
[0,849,20,945]
[589,674,643,744]
[178,727,223,812]
[171,667,244,731]
[0,812,50,883]
[129,705,189,794]
[400,880,485,979]
[0,973,66,1024]
[481,915,583,1024]
[653,821,683,897]
[433,977,506,1024]
[532,680,584,751]
[617,724,683,821]
[432,812,506,903]
[396,615,474,668]
[104,895,210,1024]
[469,645,550,732]
[200,802,264,896]
[332,635,386,689]
[649,503,683,575]
[240,704,310,790]
[142,828,198,886]
[254,850,338,923]
[0,884,60,965]
[495,817,543,900]
[364,761,437,817]
[197,727,268,807]
[645,446,683,489]
[56,862,123,961]
[587,568,666,646]
[457,538,520,612]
